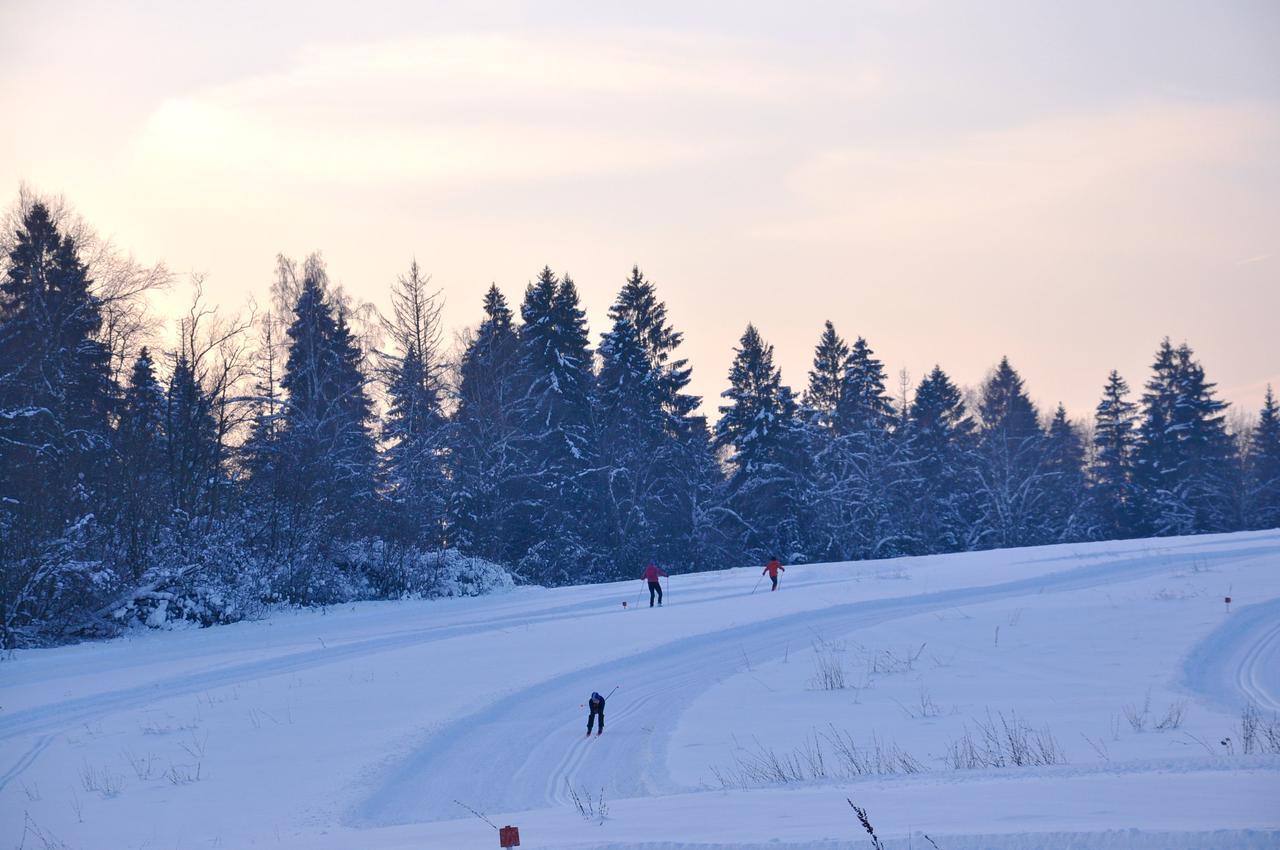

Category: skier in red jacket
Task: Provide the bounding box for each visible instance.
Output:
[642,562,668,607]
[763,557,785,591]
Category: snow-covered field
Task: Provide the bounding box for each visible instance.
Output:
[3,531,1279,849]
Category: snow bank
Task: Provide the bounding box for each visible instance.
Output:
[2,531,1277,850]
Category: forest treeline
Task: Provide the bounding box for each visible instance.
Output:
[2,193,1278,647]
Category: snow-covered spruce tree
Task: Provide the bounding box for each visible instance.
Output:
[114,347,168,578]
[1090,370,1139,539]
[1134,339,1235,536]
[973,356,1048,548]
[1133,339,1179,533]
[715,324,809,562]
[835,336,902,559]
[901,366,978,554]
[451,284,524,566]
[0,201,116,645]
[260,256,376,598]
[803,329,902,562]
[383,343,448,544]
[380,261,449,551]
[595,315,665,576]
[165,351,219,521]
[510,268,600,584]
[800,320,850,561]
[594,267,712,577]
[802,320,849,430]
[610,266,699,422]
[836,338,897,438]
[1247,386,1280,529]
[1041,403,1089,542]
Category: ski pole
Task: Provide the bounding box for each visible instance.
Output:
[604,685,619,701]
[752,574,763,594]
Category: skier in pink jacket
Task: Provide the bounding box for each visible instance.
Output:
[642,562,668,607]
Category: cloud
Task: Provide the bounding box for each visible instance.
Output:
[130,32,884,187]
[758,102,1280,245]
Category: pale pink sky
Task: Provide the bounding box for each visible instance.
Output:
[2,1,1277,421]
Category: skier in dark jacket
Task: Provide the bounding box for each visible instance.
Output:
[586,691,606,736]
[642,562,668,607]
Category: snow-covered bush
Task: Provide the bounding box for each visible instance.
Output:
[107,532,514,634]
[346,540,514,599]
[431,548,516,597]
[111,519,269,629]
[517,538,590,587]
[1,514,120,647]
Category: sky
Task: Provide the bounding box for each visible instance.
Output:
[2,0,1277,422]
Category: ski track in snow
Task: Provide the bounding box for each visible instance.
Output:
[2,533,1276,847]
[0,593,692,747]
[349,539,1279,827]
[1183,594,1280,714]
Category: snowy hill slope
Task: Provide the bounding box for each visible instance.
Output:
[2,531,1278,849]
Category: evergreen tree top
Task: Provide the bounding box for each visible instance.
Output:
[1096,370,1134,414]
[837,335,893,434]
[482,284,513,328]
[979,356,1040,439]
[1048,403,1074,434]
[1251,384,1280,470]
[608,266,682,367]
[910,365,973,437]
[120,347,166,433]
[717,324,786,447]
[803,320,849,421]
[522,267,558,330]
[2,200,99,331]
[1258,385,1278,431]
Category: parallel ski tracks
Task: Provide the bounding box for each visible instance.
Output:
[352,540,1278,827]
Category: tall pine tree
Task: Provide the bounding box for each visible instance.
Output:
[1134,340,1234,535]
[380,261,449,549]
[274,257,376,549]
[902,366,977,554]
[510,268,599,583]
[165,351,218,521]
[452,285,524,564]
[809,334,901,561]
[1,201,115,644]
[802,320,849,429]
[1091,370,1139,538]
[1247,386,1280,529]
[974,357,1047,548]
[715,324,808,561]
[1041,404,1088,542]
[594,267,709,575]
[114,348,167,577]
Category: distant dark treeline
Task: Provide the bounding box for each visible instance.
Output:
[2,194,1278,647]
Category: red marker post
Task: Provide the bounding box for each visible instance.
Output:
[1225,595,1232,613]
[500,825,521,847]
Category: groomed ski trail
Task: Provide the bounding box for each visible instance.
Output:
[1184,595,1280,713]
[350,538,1276,827]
